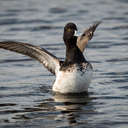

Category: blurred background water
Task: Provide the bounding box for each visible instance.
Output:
[0,0,128,127]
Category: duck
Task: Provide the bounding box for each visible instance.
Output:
[0,22,100,94]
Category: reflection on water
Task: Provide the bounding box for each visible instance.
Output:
[53,93,94,125]
[11,92,96,127]
[0,0,128,127]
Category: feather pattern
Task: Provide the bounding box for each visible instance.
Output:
[0,41,60,75]
[77,21,101,52]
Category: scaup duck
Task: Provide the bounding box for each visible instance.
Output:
[0,22,100,94]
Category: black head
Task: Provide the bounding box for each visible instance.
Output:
[62,23,86,65]
[63,22,77,43]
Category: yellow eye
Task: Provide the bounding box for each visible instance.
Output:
[67,28,71,32]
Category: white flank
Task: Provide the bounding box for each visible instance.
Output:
[53,64,93,93]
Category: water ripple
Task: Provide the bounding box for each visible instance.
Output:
[0,0,128,127]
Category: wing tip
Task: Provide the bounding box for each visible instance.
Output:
[83,21,101,40]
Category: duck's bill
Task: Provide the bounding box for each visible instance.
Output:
[74,30,82,36]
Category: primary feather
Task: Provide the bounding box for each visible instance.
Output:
[0,41,60,75]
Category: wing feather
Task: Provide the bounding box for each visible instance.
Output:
[0,41,60,75]
[77,21,101,52]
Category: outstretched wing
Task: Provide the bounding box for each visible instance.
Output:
[77,21,101,52]
[0,41,60,75]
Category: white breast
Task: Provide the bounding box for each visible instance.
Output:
[52,64,93,93]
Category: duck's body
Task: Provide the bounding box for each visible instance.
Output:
[53,63,93,93]
[51,23,92,93]
[0,22,100,94]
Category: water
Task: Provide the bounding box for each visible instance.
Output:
[0,0,128,127]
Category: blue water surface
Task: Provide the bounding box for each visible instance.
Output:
[0,0,128,127]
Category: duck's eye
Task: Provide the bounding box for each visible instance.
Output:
[67,28,72,32]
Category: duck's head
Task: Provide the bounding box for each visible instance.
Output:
[63,22,77,43]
